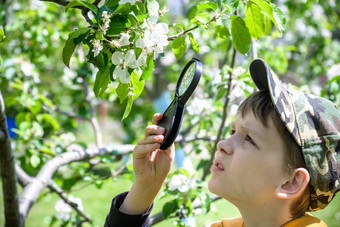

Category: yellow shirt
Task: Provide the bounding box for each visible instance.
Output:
[210,214,327,227]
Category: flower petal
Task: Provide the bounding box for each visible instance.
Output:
[125,50,138,68]
[111,51,124,65]
[118,68,130,83]
[147,15,158,26]
[119,33,130,46]
[155,23,169,34]
[135,38,146,49]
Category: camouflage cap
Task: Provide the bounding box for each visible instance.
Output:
[249,58,340,211]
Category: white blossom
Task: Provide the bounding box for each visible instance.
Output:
[100,11,111,34]
[327,63,340,81]
[119,0,137,5]
[91,39,103,57]
[111,50,138,83]
[55,200,72,221]
[136,16,169,54]
[102,11,111,22]
[68,195,84,212]
[119,33,130,46]
[169,174,196,193]
[187,97,212,115]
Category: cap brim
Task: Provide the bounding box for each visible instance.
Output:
[249,58,302,146]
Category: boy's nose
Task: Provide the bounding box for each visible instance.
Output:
[217,139,233,155]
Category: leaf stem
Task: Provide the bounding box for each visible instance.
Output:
[167,8,227,41]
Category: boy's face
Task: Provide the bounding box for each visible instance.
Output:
[208,110,289,206]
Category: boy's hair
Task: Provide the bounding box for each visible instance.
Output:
[238,90,310,218]
[248,59,340,211]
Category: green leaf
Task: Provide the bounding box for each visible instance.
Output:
[270,3,286,33]
[199,191,211,213]
[214,25,230,39]
[116,83,129,103]
[230,16,251,55]
[107,15,128,35]
[63,27,90,68]
[188,33,200,52]
[93,66,110,97]
[245,1,265,40]
[197,2,218,12]
[0,27,4,42]
[30,154,40,168]
[140,54,154,80]
[162,200,180,219]
[122,96,133,120]
[131,70,145,99]
[171,37,187,60]
[147,0,159,17]
[66,1,98,14]
[222,0,239,13]
[37,113,60,131]
[250,0,286,33]
[112,2,132,15]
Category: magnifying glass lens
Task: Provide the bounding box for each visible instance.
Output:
[179,62,196,96]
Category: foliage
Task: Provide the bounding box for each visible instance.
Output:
[0,0,340,226]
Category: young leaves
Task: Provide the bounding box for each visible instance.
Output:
[172,37,187,60]
[245,1,265,40]
[65,1,98,15]
[249,0,286,33]
[63,27,90,68]
[121,70,145,120]
[230,16,251,55]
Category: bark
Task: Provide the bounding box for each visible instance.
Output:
[0,91,22,227]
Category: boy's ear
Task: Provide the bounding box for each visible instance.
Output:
[276,168,310,199]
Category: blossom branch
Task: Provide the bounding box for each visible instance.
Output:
[48,181,92,223]
[168,8,227,41]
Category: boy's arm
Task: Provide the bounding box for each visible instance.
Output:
[119,113,175,214]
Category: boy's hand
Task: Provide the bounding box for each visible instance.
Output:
[119,113,175,214]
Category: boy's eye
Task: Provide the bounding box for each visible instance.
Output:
[245,135,256,146]
[231,130,235,135]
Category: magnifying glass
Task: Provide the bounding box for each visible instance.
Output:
[158,57,202,150]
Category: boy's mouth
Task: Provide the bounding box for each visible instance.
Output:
[211,158,224,171]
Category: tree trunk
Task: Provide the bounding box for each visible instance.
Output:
[0,90,22,227]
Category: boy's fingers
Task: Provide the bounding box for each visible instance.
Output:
[138,135,164,145]
[134,143,160,157]
[152,113,163,125]
[145,125,165,136]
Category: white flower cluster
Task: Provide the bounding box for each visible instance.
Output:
[168,174,196,193]
[55,195,83,222]
[187,97,212,115]
[92,39,103,57]
[111,15,169,83]
[101,11,112,35]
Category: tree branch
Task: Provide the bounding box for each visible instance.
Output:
[48,180,92,223]
[202,48,237,181]
[0,91,22,227]
[18,144,134,221]
[82,77,103,148]
[168,8,227,41]
[39,0,95,25]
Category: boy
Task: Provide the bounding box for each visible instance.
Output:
[105,59,340,226]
